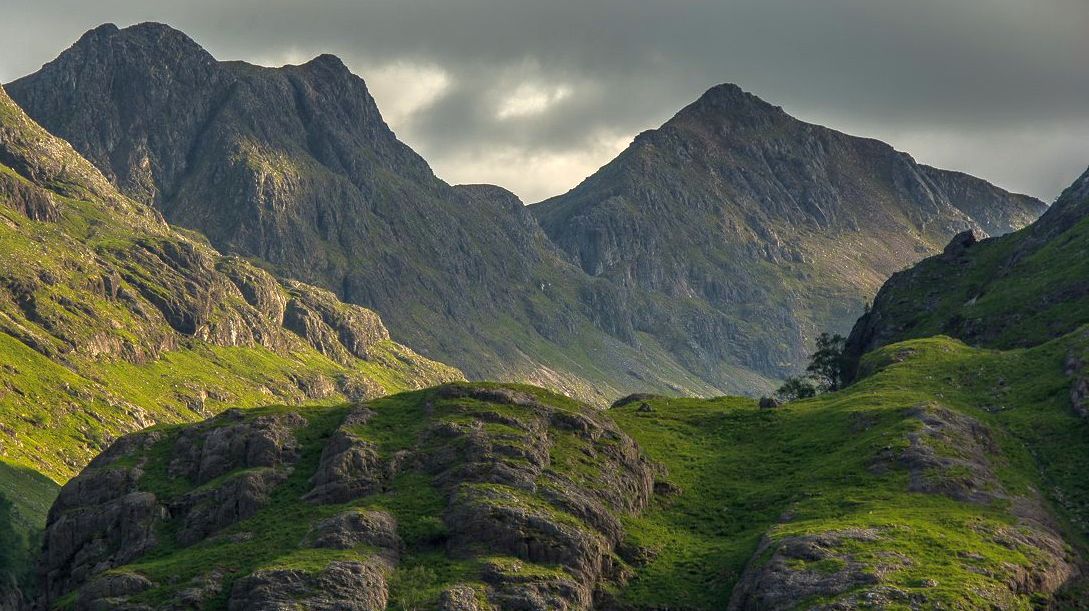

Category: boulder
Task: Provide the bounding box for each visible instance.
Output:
[306,509,400,558]
[228,560,389,611]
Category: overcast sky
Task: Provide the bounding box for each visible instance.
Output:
[2,0,1088,203]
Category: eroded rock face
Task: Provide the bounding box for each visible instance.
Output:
[167,410,306,484]
[37,384,660,610]
[0,171,59,221]
[228,560,390,611]
[39,430,166,606]
[306,509,401,557]
[438,585,485,611]
[422,385,656,608]
[728,529,908,610]
[76,572,154,611]
[305,407,388,503]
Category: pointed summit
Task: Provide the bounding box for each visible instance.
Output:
[668,83,786,130]
[50,21,216,67]
[303,53,350,70]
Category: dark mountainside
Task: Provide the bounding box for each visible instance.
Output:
[845,166,1089,372]
[532,83,1046,378]
[6,22,738,404]
[8,23,1045,403]
[0,82,459,601]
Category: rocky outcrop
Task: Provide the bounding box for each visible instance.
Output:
[167,410,306,484]
[36,384,660,609]
[283,282,390,365]
[228,560,390,611]
[304,407,386,503]
[306,509,401,555]
[418,385,655,608]
[38,430,166,606]
[0,171,59,221]
[729,528,909,609]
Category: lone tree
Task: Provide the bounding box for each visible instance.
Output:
[775,332,848,402]
[806,332,847,392]
[775,376,816,402]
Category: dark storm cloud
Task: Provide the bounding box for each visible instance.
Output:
[2,0,1087,202]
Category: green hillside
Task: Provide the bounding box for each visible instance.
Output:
[0,83,461,599]
[846,168,1089,370]
[613,333,1087,608]
[37,329,1089,608]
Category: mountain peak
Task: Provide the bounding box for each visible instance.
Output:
[1068,165,1089,201]
[305,53,348,69]
[59,21,213,67]
[683,82,783,119]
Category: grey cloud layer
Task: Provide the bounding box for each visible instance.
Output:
[3,0,1087,201]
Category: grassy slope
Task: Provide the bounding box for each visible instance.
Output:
[48,332,1089,609]
[612,332,1089,608]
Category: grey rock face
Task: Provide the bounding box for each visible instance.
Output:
[75,572,154,611]
[173,468,289,546]
[167,410,306,484]
[420,385,655,608]
[438,585,485,611]
[0,171,58,221]
[305,407,388,503]
[228,560,389,611]
[532,83,1045,383]
[306,509,401,557]
[38,431,166,606]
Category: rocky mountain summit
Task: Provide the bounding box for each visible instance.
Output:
[532,83,1046,380]
[7,23,1046,402]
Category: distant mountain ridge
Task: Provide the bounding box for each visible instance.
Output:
[532,83,1046,375]
[7,23,1046,401]
[7,22,749,404]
